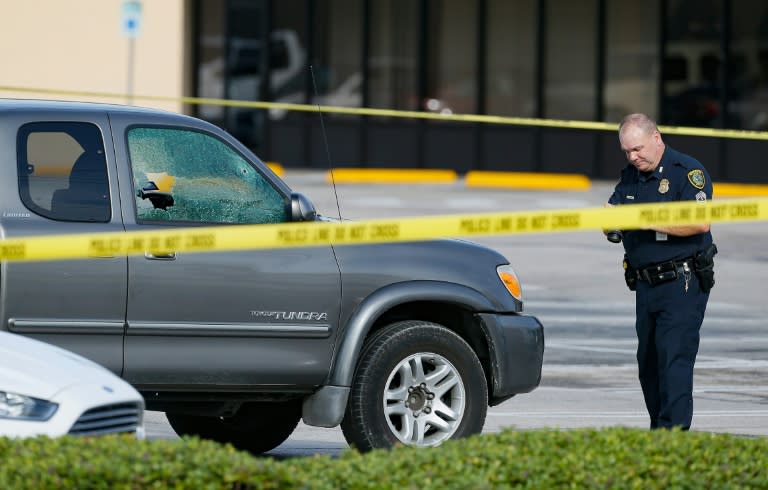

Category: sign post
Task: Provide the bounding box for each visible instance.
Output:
[121,1,142,104]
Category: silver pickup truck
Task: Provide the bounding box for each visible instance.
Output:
[0,99,543,453]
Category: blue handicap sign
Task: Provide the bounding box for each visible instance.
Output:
[122,1,142,38]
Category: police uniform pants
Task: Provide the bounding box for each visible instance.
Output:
[635,271,709,430]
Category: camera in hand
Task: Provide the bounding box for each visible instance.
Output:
[606,230,624,243]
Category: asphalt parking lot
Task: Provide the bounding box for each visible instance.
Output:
[146,171,768,456]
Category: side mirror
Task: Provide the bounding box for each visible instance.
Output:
[290,192,317,222]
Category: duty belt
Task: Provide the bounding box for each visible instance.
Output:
[637,257,694,286]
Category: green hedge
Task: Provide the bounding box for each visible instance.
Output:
[1,428,766,489]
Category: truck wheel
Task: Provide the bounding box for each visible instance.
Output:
[341,320,488,451]
[166,400,301,454]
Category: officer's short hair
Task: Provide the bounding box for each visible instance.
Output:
[619,113,659,136]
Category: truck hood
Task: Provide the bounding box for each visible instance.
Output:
[0,331,118,400]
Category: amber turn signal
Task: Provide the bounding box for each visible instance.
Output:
[496,265,522,301]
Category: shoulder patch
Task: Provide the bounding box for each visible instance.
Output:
[687,169,705,189]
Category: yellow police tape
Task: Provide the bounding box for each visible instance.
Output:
[1,199,766,263]
[2,85,768,141]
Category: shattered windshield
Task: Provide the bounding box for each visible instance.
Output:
[127,127,286,224]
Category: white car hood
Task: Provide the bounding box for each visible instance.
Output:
[0,331,117,400]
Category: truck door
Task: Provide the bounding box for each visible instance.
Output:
[1,118,127,374]
[109,117,341,389]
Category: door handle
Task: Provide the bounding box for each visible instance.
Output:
[144,251,177,260]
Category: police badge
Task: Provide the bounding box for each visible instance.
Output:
[658,178,670,194]
[687,169,705,189]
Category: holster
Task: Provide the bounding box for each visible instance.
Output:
[693,243,717,292]
[622,254,637,291]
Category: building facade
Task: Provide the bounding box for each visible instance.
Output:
[2,1,767,181]
[192,0,768,182]
[0,1,190,114]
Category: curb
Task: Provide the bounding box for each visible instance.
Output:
[325,168,457,184]
[271,164,768,196]
[713,182,768,197]
[465,170,591,191]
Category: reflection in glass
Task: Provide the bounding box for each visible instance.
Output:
[424,0,476,115]
[272,0,308,107]
[544,0,598,120]
[604,1,659,122]
[369,0,418,110]
[662,0,723,127]
[310,0,362,117]
[196,0,226,123]
[731,2,768,130]
[487,0,536,117]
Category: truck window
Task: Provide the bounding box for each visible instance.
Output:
[126,127,286,224]
[16,122,111,222]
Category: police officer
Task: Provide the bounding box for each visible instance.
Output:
[606,113,717,430]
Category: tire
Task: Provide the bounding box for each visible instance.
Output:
[341,320,488,451]
[166,400,301,455]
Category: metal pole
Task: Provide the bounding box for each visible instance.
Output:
[127,37,135,105]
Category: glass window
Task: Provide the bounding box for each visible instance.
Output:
[731,1,768,130]
[127,127,286,224]
[196,0,306,148]
[311,0,363,117]
[604,0,660,122]
[544,0,598,120]
[369,0,419,110]
[487,0,537,117]
[17,122,110,222]
[196,0,227,124]
[225,0,277,148]
[662,0,723,127]
[424,0,477,114]
[271,0,309,105]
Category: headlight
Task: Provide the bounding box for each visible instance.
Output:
[496,264,523,301]
[0,391,58,421]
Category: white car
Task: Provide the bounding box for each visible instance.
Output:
[0,331,145,438]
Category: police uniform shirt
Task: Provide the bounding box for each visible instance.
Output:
[608,146,713,269]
